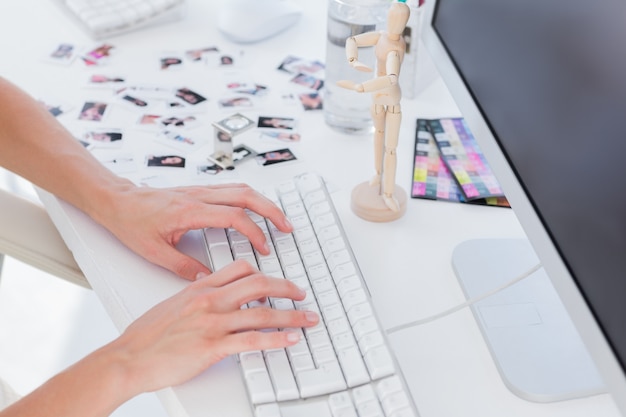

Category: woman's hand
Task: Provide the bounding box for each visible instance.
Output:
[109,260,317,395]
[1,261,318,417]
[92,182,292,280]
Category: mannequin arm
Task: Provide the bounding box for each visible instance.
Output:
[345,31,381,72]
[340,50,402,93]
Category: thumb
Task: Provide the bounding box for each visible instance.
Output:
[153,246,212,281]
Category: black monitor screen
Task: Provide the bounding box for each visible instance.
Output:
[432,0,626,369]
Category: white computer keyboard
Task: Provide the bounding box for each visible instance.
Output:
[202,173,419,417]
[54,0,186,39]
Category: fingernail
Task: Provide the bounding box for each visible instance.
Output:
[287,332,301,343]
[196,271,209,280]
[263,241,270,254]
[284,218,293,230]
[305,311,319,323]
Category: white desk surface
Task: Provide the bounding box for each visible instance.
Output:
[0,0,620,416]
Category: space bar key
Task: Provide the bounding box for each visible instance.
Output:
[296,362,347,398]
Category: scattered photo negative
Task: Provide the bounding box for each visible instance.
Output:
[44,43,79,65]
[160,51,184,71]
[82,128,124,148]
[155,130,204,152]
[257,116,296,130]
[85,74,127,89]
[298,92,323,111]
[174,87,207,106]
[118,93,151,109]
[185,46,219,63]
[260,131,301,142]
[146,154,186,168]
[81,43,114,66]
[255,148,297,166]
[218,95,253,109]
[78,101,109,121]
[290,73,324,91]
[277,55,325,75]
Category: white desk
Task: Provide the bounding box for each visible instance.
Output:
[0,1,620,416]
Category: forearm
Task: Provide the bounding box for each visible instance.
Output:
[0,344,136,417]
[0,77,135,222]
[361,74,398,92]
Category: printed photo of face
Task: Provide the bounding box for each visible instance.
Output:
[87,131,122,142]
[78,102,107,121]
[175,87,207,105]
[146,155,186,168]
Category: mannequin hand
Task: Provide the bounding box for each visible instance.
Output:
[336,80,365,92]
[93,183,292,281]
[350,60,373,72]
[100,260,319,398]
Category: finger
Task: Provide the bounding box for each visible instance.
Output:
[192,185,293,233]
[149,244,212,281]
[220,274,306,309]
[195,259,256,287]
[221,329,304,356]
[222,308,319,333]
[180,203,271,256]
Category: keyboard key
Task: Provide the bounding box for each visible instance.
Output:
[279,191,301,206]
[381,391,411,416]
[364,345,396,380]
[296,361,346,398]
[322,236,346,257]
[290,353,315,373]
[375,376,403,400]
[352,385,384,417]
[347,302,373,325]
[239,351,267,374]
[358,330,385,354]
[337,275,363,297]
[255,403,282,417]
[327,249,352,272]
[303,190,327,209]
[245,370,276,404]
[295,173,323,195]
[312,346,337,366]
[329,392,358,417]
[203,228,228,247]
[308,200,332,217]
[209,244,233,271]
[337,346,370,387]
[298,238,320,255]
[265,349,299,401]
[232,241,254,257]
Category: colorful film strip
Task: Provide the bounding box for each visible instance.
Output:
[411,118,509,207]
[411,119,464,201]
[429,118,504,200]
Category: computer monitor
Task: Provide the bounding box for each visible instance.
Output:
[421,0,626,414]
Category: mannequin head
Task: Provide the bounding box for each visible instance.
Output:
[387,2,410,37]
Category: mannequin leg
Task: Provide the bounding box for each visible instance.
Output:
[382,105,402,211]
[370,104,386,187]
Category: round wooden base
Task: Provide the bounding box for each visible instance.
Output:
[350,181,407,223]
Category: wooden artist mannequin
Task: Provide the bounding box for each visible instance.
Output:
[338,2,410,222]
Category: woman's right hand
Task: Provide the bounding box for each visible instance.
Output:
[107,260,318,397]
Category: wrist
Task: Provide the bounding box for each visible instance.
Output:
[42,342,139,417]
[82,176,136,226]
